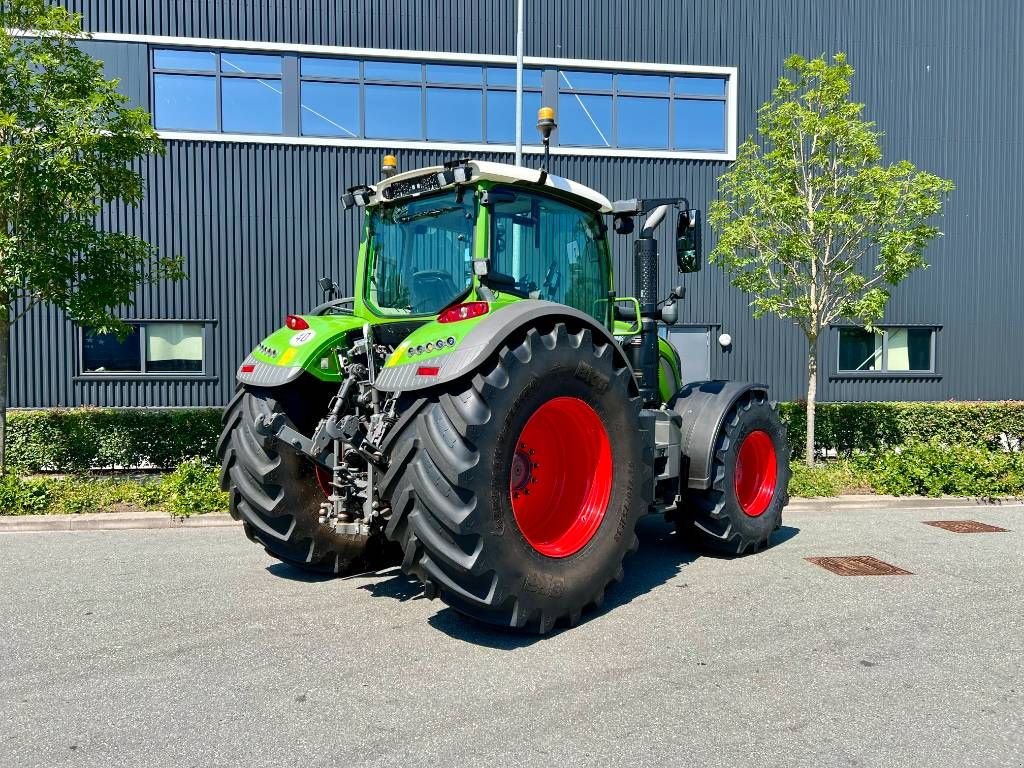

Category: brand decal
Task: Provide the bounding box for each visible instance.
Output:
[290,329,317,347]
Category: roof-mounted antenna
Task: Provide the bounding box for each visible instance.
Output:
[536,106,556,185]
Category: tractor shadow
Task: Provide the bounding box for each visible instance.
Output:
[354,517,804,649]
[266,562,338,582]
[427,515,699,648]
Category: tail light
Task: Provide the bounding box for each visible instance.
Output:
[285,314,309,330]
[416,366,440,377]
[437,301,489,324]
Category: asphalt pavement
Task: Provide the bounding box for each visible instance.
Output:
[2,500,1022,768]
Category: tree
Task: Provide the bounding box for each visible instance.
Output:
[0,0,178,469]
[708,53,954,466]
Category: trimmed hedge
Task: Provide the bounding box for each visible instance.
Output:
[779,401,1024,458]
[6,408,222,472]
[859,439,1024,497]
[4,401,1024,472]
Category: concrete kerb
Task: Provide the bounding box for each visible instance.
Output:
[0,511,237,532]
[2,496,1022,532]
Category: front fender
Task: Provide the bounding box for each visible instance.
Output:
[673,380,769,490]
[374,300,636,394]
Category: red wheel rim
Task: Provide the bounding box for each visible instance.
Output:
[509,397,612,558]
[734,429,778,517]
[314,464,333,499]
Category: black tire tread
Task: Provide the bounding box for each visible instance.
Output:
[217,386,382,574]
[381,323,652,633]
[678,392,790,555]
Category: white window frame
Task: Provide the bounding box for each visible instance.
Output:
[91,31,738,161]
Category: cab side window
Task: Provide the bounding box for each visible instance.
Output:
[489,187,610,325]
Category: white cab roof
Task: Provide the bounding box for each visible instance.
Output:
[373,159,613,213]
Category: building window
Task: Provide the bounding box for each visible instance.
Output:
[297,56,543,144]
[80,322,208,376]
[152,49,283,134]
[836,326,935,374]
[150,47,733,155]
[557,70,728,151]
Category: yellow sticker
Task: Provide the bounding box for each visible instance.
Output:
[279,347,297,366]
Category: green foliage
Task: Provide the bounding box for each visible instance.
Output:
[162,457,227,517]
[709,52,954,464]
[788,459,871,497]
[859,439,1024,498]
[0,1,177,329]
[0,460,226,516]
[5,408,222,472]
[778,401,1024,457]
[709,53,954,335]
[0,472,52,513]
[0,0,181,470]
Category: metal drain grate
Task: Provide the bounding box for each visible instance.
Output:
[923,520,1010,534]
[806,556,913,576]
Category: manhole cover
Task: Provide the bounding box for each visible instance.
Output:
[806,556,913,576]
[923,520,1009,533]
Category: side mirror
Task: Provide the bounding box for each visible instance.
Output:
[676,208,702,273]
[612,214,635,235]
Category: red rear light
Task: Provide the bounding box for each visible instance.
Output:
[416,366,440,377]
[240,364,255,374]
[286,314,309,330]
[437,301,489,324]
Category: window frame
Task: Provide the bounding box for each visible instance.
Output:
[555,70,728,152]
[487,184,613,327]
[146,40,737,160]
[151,48,284,135]
[76,320,216,381]
[832,324,941,379]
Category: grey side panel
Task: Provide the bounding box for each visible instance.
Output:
[673,380,768,490]
[77,41,149,108]
[235,356,304,388]
[374,300,635,394]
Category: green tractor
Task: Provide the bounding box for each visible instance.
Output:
[218,112,790,633]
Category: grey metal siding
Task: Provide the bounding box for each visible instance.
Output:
[12,0,1021,407]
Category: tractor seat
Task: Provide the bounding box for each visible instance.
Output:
[410,270,461,314]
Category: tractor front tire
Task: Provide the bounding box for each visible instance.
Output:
[675,392,790,555]
[218,385,385,574]
[381,324,651,633]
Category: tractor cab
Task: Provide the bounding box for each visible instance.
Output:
[349,159,616,329]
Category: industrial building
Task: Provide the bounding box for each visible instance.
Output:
[12,0,1021,407]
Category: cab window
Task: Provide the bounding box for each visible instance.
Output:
[488,187,611,325]
[365,190,475,316]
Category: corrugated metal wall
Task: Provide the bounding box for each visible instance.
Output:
[13,0,1021,407]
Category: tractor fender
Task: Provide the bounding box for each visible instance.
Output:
[672,380,770,490]
[374,299,637,394]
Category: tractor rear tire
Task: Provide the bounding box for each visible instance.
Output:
[675,392,790,555]
[217,385,385,574]
[381,323,652,633]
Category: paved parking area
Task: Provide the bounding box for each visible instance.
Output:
[2,501,1022,767]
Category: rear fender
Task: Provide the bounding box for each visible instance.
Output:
[235,314,367,388]
[374,299,636,394]
[672,380,769,490]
